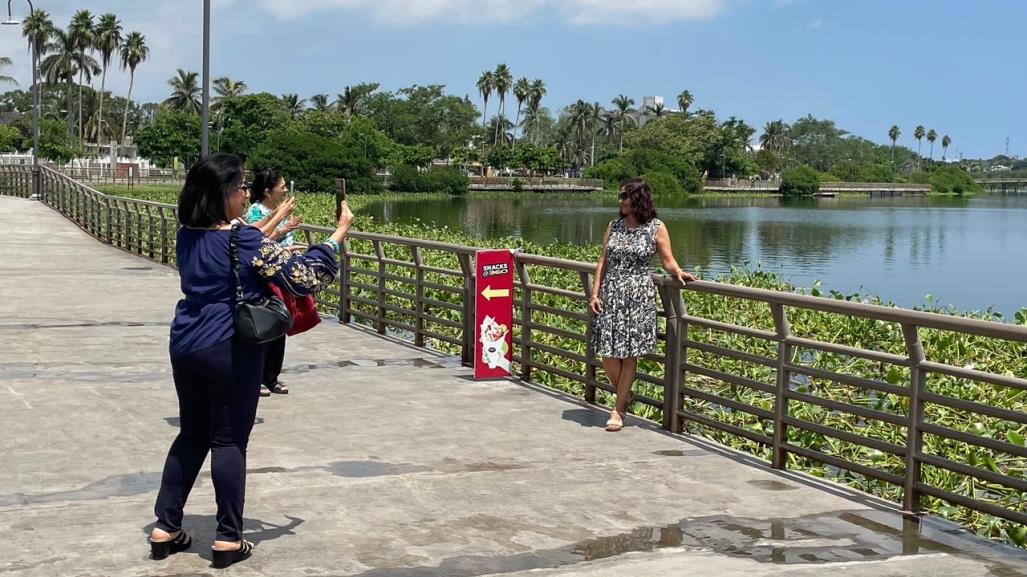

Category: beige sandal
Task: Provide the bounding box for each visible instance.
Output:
[605,410,624,432]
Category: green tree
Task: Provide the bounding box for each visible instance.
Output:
[93,13,122,145]
[334,82,378,117]
[218,92,291,160]
[676,90,693,115]
[941,134,951,161]
[164,69,201,115]
[914,124,925,169]
[780,164,820,197]
[760,119,790,158]
[476,70,493,130]
[611,94,635,152]
[281,93,305,120]
[0,57,15,86]
[645,102,668,118]
[309,93,329,111]
[0,124,21,151]
[512,77,530,145]
[134,110,200,167]
[212,77,247,111]
[248,128,379,193]
[68,10,96,141]
[40,27,78,136]
[927,128,937,161]
[119,31,148,143]
[888,125,900,163]
[491,64,512,145]
[527,79,546,144]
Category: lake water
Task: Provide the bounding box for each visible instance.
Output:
[362,193,1027,316]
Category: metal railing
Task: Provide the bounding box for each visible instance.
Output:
[703,178,932,192]
[4,163,1026,532]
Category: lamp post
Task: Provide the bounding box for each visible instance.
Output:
[200,0,210,156]
[3,0,39,200]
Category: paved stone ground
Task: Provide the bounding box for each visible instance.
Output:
[1,195,1025,577]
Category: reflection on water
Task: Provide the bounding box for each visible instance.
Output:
[363,194,1027,315]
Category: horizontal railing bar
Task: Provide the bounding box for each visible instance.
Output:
[380,258,416,268]
[348,265,380,277]
[421,264,464,277]
[916,483,1027,526]
[920,391,1027,426]
[344,308,378,322]
[423,315,463,330]
[919,422,1027,459]
[784,363,911,397]
[382,318,417,333]
[782,443,905,486]
[383,273,417,285]
[423,297,463,312]
[678,410,773,446]
[516,252,593,273]
[381,302,416,317]
[682,315,778,340]
[528,341,589,365]
[523,283,586,300]
[525,322,588,343]
[920,361,1027,392]
[917,452,1027,493]
[420,328,462,347]
[421,280,462,294]
[684,339,778,368]
[785,335,910,366]
[680,385,775,420]
[382,287,416,301]
[683,362,777,395]
[347,280,379,293]
[527,303,588,323]
[784,390,908,427]
[782,416,908,456]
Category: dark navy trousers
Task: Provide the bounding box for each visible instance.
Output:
[154,337,263,542]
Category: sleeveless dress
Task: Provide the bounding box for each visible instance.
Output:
[591,218,661,359]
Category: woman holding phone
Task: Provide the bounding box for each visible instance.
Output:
[244,169,301,396]
[589,177,697,432]
[150,153,353,567]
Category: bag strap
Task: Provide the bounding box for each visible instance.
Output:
[229,223,244,310]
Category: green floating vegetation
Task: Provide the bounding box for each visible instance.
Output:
[108,187,1027,548]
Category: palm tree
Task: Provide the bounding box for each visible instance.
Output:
[645,102,668,118]
[476,70,493,130]
[334,83,378,117]
[760,120,790,159]
[281,93,305,119]
[21,9,52,137]
[310,93,329,111]
[926,129,937,161]
[888,125,900,163]
[676,90,693,115]
[0,57,16,86]
[588,102,603,166]
[68,10,95,140]
[212,76,246,109]
[528,79,546,144]
[93,13,122,146]
[41,28,78,136]
[941,134,951,161]
[492,64,512,145]
[611,94,635,152]
[512,77,530,145]
[119,31,148,144]
[164,69,201,115]
[914,125,925,169]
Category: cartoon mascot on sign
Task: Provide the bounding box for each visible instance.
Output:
[480,315,511,373]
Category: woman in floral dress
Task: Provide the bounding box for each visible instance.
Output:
[589,178,697,431]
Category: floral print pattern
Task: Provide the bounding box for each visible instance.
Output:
[590,218,661,358]
[251,236,336,295]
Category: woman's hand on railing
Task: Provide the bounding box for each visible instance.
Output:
[675,270,698,285]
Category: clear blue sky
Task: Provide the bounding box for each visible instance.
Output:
[1,0,1021,159]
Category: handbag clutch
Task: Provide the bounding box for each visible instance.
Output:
[230,224,293,344]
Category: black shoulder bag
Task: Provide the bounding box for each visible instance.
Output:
[229,224,293,344]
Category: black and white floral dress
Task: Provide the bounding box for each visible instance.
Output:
[591,217,661,359]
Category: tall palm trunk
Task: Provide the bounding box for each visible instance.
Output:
[121,69,134,145]
[97,67,107,149]
[619,118,625,152]
[66,78,74,137]
[78,71,85,141]
[513,105,521,147]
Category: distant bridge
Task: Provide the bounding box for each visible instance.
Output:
[702,179,930,194]
[975,177,1027,192]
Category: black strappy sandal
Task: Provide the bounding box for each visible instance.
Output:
[270,381,288,394]
[211,540,253,569]
[150,530,192,560]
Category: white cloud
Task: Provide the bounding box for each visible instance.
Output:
[252,0,728,26]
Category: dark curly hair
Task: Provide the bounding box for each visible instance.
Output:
[618,177,657,224]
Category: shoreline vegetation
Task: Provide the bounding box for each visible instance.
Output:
[97,184,1027,548]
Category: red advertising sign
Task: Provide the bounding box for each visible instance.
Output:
[474,249,515,379]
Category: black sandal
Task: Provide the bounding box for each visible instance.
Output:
[271,381,289,394]
[150,530,192,560]
[211,540,253,569]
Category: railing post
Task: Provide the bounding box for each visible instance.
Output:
[145,205,155,260]
[124,201,133,252]
[104,198,113,245]
[373,240,386,334]
[771,303,793,469]
[158,206,169,264]
[457,253,475,368]
[339,240,351,324]
[901,323,926,514]
[580,270,596,404]
[659,279,687,432]
[411,246,425,348]
[516,258,532,381]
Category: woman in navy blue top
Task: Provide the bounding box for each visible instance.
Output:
[149,154,354,568]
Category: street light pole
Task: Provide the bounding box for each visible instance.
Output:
[4,0,39,200]
[200,0,210,157]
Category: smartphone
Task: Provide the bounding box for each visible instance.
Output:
[289,180,295,197]
[335,177,347,221]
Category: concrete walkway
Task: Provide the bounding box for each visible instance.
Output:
[1,195,1024,577]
